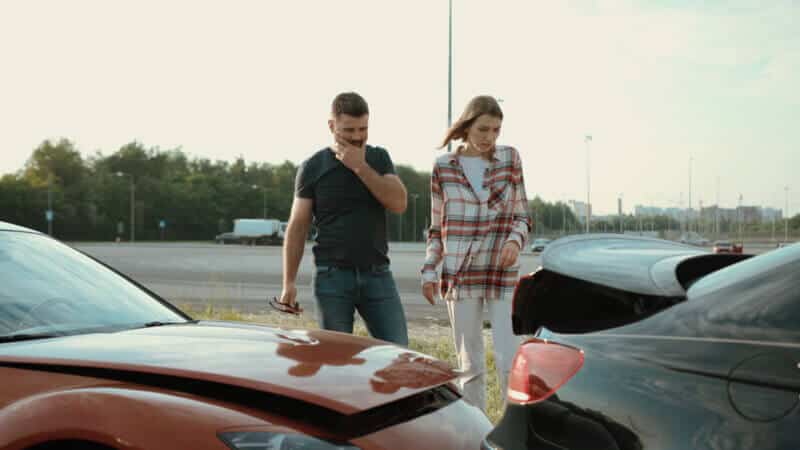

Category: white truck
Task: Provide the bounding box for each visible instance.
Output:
[231,218,284,245]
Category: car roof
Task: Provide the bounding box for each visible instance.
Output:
[594,240,800,342]
[689,244,800,298]
[665,244,800,341]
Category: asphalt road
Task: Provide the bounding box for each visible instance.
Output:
[74,242,542,322]
[74,240,776,323]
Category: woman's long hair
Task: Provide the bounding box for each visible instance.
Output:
[440,96,504,150]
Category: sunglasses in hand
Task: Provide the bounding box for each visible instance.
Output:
[268,296,304,315]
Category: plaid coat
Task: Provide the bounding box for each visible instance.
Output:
[421,145,532,300]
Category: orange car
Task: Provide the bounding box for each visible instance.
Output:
[0,221,490,450]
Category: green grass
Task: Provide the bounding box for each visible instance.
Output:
[179,303,505,423]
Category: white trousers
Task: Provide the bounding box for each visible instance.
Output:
[446,294,520,413]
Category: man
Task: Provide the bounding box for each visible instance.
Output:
[278,92,409,346]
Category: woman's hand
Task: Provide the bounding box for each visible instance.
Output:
[422,282,437,305]
[499,241,521,268]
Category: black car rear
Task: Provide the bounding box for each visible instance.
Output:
[485,235,800,450]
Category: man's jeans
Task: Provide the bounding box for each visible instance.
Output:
[312,263,409,346]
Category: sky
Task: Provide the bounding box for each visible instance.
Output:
[1,0,798,215]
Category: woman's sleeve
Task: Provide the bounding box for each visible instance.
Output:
[421,163,444,284]
[506,148,532,249]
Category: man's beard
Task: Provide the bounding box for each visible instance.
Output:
[347,138,364,147]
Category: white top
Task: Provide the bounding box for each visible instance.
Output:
[458,155,491,202]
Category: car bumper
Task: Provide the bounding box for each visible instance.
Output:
[352,398,491,449]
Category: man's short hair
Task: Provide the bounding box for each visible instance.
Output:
[331,92,369,117]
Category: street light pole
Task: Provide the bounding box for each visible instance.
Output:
[47,173,53,236]
[131,178,135,242]
[410,193,419,242]
[688,156,693,234]
[585,135,592,233]
[261,187,267,219]
[786,186,790,242]
[772,212,776,242]
[715,176,720,237]
[116,172,135,243]
[738,193,743,245]
[251,184,268,218]
[702,204,706,236]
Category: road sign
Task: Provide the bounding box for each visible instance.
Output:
[45,210,53,222]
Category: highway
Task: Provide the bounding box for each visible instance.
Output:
[74,240,777,324]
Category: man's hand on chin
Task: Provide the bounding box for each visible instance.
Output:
[333,138,367,174]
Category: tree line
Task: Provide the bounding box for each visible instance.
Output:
[8,139,792,242]
[0,139,581,242]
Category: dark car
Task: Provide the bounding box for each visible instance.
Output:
[485,234,799,450]
[0,221,490,450]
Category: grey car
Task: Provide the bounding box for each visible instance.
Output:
[530,238,551,253]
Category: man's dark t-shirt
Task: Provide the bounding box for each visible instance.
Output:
[295,145,395,269]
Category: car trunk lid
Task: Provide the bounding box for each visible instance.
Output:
[513,235,750,334]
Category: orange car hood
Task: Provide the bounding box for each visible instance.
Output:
[0,321,458,414]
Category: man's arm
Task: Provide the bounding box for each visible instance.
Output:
[279,197,313,306]
[333,141,407,214]
[353,167,407,214]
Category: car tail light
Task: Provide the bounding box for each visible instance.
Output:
[507,339,584,405]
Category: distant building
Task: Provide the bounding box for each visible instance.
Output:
[595,202,781,225]
[718,208,736,222]
[763,207,783,221]
[634,205,663,217]
[737,206,761,224]
[700,205,731,222]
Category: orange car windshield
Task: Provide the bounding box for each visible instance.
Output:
[0,232,188,339]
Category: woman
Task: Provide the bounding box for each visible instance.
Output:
[421,95,531,412]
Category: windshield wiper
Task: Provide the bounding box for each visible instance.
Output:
[0,332,60,343]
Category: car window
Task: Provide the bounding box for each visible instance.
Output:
[0,232,186,336]
[688,247,800,336]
